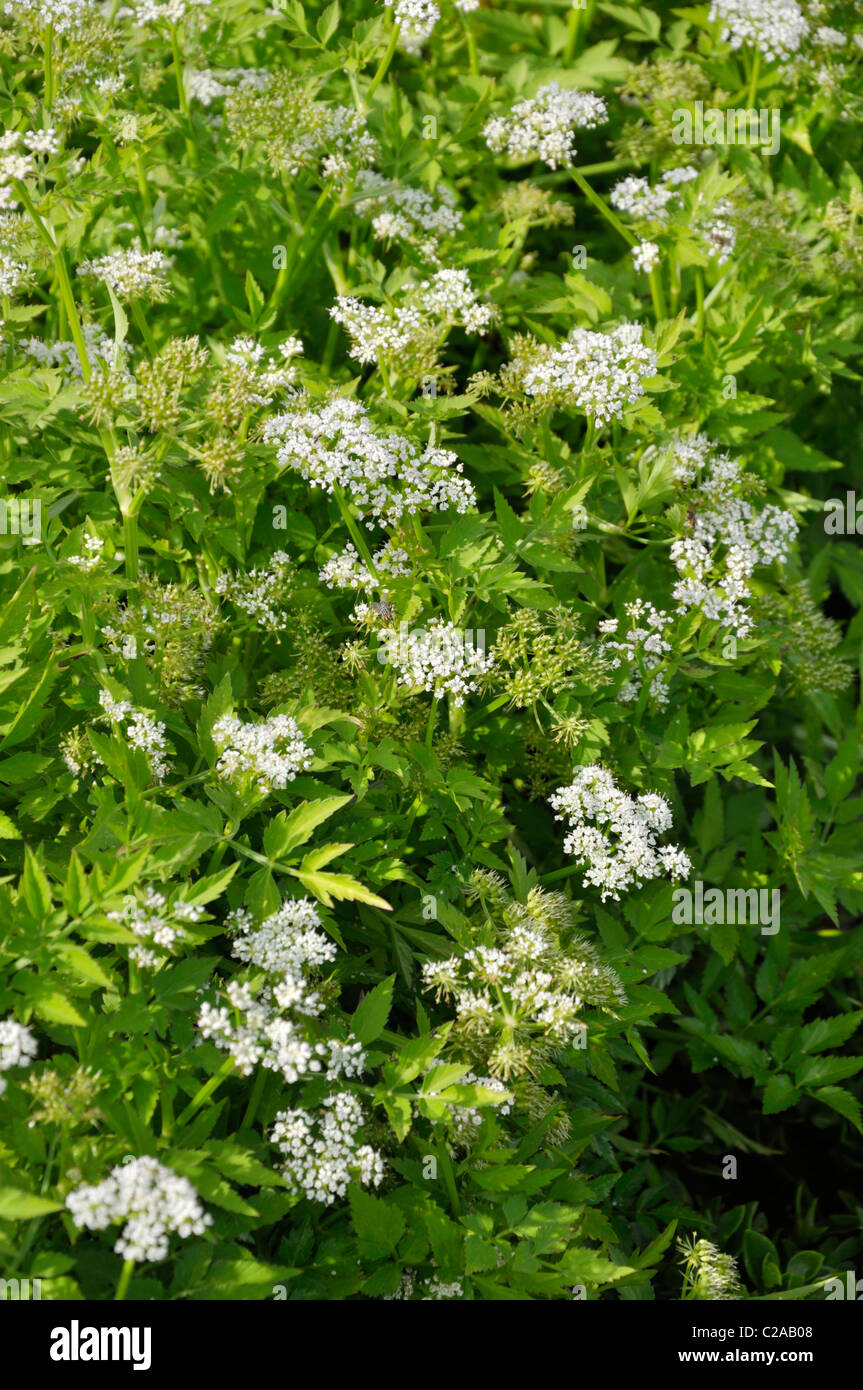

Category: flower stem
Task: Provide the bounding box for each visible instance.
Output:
[569,167,636,247]
[649,266,667,320]
[746,49,761,110]
[332,485,380,582]
[43,25,54,108]
[114,1258,135,1302]
[176,1056,235,1128]
[367,14,399,101]
[241,1068,267,1130]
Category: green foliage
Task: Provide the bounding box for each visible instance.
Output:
[0,0,860,1304]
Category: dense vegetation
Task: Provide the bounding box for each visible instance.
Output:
[0,0,862,1302]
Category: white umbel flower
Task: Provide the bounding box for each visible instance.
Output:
[77,243,172,302]
[484,84,608,169]
[0,1018,37,1096]
[708,0,809,61]
[549,766,691,901]
[263,396,475,528]
[270,1092,384,1204]
[379,617,493,705]
[66,1157,212,1263]
[212,713,313,793]
[98,690,171,781]
[385,0,440,54]
[632,240,660,273]
[519,323,658,426]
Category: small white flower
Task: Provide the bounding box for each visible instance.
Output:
[632,240,660,273]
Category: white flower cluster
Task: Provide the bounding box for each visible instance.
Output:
[319,540,410,591]
[221,335,303,405]
[419,268,493,334]
[231,896,336,987]
[611,169,735,265]
[611,167,698,223]
[214,550,295,631]
[78,243,172,302]
[21,322,131,380]
[212,713,313,793]
[814,26,845,49]
[133,0,211,26]
[330,271,489,363]
[226,74,379,181]
[597,599,673,707]
[107,887,203,969]
[632,240,661,273]
[66,1157,212,1264]
[698,200,737,266]
[3,0,91,34]
[98,689,171,781]
[0,250,27,297]
[270,1092,384,1204]
[385,0,440,54]
[680,1236,744,1300]
[549,766,692,901]
[483,84,608,170]
[198,897,367,1088]
[519,323,658,426]
[669,439,798,639]
[0,127,61,210]
[379,617,493,705]
[186,67,270,106]
[0,1018,37,1097]
[708,0,809,61]
[355,174,463,261]
[68,535,106,571]
[263,396,476,529]
[385,1271,466,1300]
[423,886,627,1075]
[329,296,424,365]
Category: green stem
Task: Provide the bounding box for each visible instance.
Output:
[746,49,761,110]
[176,1056,235,1128]
[114,1258,135,1302]
[332,485,380,583]
[569,167,636,247]
[564,6,580,64]
[170,25,189,115]
[425,696,437,748]
[131,298,157,356]
[649,266,667,321]
[123,512,139,584]
[459,12,479,76]
[694,267,705,335]
[367,14,399,101]
[43,25,54,109]
[241,1068,267,1130]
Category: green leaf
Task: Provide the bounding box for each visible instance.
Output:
[289,868,390,910]
[349,1187,405,1257]
[351,974,395,1044]
[0,1189,64,1220]
[264,795,353,859]
[814,1086,863,1132]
